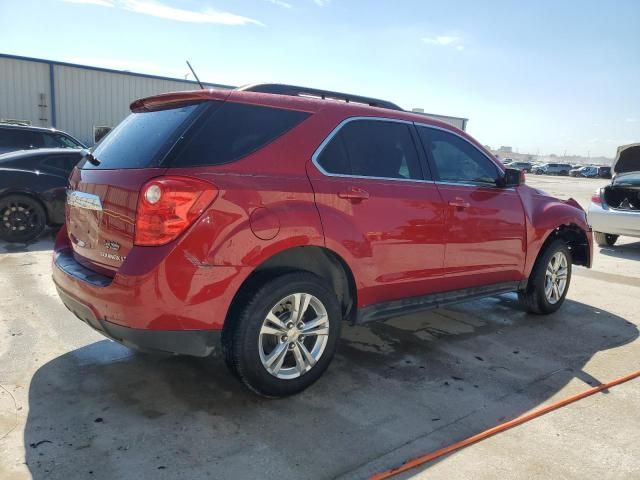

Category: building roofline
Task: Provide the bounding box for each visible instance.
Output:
[411,110,469,123]
[0,52,235,89]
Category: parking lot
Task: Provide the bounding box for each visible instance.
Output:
[0,175,638,479]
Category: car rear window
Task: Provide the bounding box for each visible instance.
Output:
[80,103,205,169]
[167,101,310,167]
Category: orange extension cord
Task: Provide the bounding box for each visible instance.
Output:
[370,369,640,480]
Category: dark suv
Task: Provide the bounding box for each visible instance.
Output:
[52,84,592,397]
[0,123,85,155]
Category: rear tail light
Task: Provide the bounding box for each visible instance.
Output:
[520,170,526,184]
[134,176,218,246]
[591,189,602,205]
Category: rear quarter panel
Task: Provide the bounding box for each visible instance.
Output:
[166,110,336,270]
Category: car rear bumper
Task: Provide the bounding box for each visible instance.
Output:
[52,226,252,355]
[588,202,640,238]
[56,286,221,356]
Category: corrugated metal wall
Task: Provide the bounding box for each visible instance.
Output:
[0,54,228,146]
[0,57,51,126]
[53,65,210,146]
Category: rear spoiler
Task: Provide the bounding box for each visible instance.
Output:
[130,89,231,113]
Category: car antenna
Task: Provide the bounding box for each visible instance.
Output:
[186,60,204,90]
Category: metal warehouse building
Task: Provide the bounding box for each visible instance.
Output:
[0,53,467,146]
[0,53,232,146]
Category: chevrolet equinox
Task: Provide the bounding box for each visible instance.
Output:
[52,84,593,397]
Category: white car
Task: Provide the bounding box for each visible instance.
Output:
[588,143,640,246]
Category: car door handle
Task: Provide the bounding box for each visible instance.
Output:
[448,198,470,209]
[338,187,370,201]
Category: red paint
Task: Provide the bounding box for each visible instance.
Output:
[53,89,592,335]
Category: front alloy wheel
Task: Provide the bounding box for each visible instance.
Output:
[518,239,572,314]
[544,251,568,304]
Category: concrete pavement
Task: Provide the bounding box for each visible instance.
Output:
[0,176,638,480]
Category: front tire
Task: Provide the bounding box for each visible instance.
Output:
[0,194,46,243]
[594,232,618,247]
[518,240,572,315]
[223,272,341,397]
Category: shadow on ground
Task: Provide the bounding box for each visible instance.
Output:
[0,229,56,254]
[24,296,637,479]
[598,240,640,262]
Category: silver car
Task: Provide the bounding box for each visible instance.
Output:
[588,143,640,246]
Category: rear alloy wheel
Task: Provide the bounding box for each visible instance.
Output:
[594,232,618,247]
[0,194,46,243]
[518,239,572,314]
[258,293,330,380]
[224,272,341,397]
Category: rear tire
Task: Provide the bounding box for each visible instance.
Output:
[594,232,618,247]
[518,240,572,315]
[0,194,46,243]
[223,272,341,397]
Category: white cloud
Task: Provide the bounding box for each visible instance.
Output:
[625,118,637,123]
[62,0,262,26]
[121,0,262,25]
[266,0,292,8]
[63,0,115,6]
[422,35,464,49]
[314,0,331,6]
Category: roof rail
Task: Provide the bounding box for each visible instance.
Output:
[237,83,403,111]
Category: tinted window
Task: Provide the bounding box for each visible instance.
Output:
[317,120,424,180]
[82,103,203,169]
[418,127,498,185]
[42,153,80,172]
[42,133,82,148]
[317,132,350,174]
[0,129,42,149]
[170,102,310,167]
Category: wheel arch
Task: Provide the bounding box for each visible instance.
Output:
[523,223,590,290]
[540,224,590,267]
[223,245,358,334]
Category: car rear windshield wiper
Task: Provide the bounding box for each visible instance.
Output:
[83,149,101,166]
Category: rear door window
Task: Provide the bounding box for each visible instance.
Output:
[316,119,424,180]
[316,132,350,174]
[169,102,310,167]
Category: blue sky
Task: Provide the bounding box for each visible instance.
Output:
[1,0,638,157]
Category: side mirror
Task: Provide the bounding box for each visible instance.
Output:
[497,167,523,187]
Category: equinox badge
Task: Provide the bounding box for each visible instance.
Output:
[103,240,120,251]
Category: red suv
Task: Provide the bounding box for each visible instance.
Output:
[52,84,592,397]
